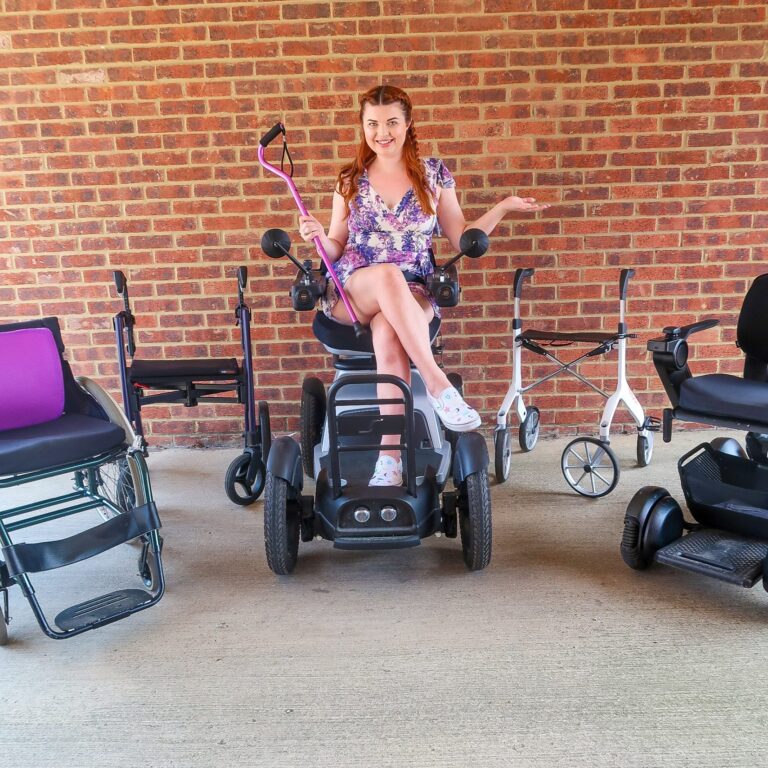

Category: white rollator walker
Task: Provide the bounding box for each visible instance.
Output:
[494,267,659,497]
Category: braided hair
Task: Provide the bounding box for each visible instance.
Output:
[337,84,434,215]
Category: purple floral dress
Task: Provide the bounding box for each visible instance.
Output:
[322,157,456,318]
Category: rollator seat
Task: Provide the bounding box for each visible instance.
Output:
[128,357,239,383]
[312,312,441,355]
[678,374,768,425]
[520,328,621,345]
[0,413,125,476]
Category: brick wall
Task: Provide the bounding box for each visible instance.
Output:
[2,0,766,447]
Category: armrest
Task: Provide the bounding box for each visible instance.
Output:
[661,318,719,341]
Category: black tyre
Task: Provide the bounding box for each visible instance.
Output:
[0,600,7,646]
[263,472,300,575]
[300,379,325,479]
[762,556,768,594]
[561,437,620,498]
[636,433,653,467]
[518,406,540,452]
[494,427,511,483]
[459,470,492,571]
[224,452,266,506]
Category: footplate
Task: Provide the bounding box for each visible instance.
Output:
[55,588,153,631]
[655,529,768,587]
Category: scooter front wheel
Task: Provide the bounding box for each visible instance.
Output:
[263,472,300,575]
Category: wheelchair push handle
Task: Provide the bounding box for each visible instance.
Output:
[113,270,126,297]
[259,122,285,148]
[619,268,636,300]
[513,268,535,298]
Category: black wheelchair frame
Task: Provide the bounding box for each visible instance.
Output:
[112,267,271,505]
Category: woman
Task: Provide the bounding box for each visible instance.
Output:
[299,85,549,486]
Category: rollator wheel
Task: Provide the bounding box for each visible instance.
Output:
[636,433,653,468]
[561,437,620,498]
[300,378,325,479]
[263,472,300,575]
[519,407,540,452]
[224,452,266,506]
[494,427,511,484]
[458,470,492,571]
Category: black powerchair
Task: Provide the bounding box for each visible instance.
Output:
[621,272,768,594]
[112,267,271,505]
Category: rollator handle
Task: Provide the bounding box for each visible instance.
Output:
[238,266,248,292]
[513,268,535,298]
[259,122,285,147]
[113,270,126,296]
[619,268,635,300]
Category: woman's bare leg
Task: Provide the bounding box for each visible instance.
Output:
[333,264,452,397]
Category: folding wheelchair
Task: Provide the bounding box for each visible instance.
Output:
[621,272,768,594]
[0,318,164,642]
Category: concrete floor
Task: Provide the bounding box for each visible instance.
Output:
[3,429,768,767]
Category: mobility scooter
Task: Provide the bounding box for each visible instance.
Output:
[258,123,492,574]
[621,272,768,594]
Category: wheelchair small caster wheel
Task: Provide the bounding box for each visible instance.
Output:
[264,472,300,575]
[519,407,540,452]
[636,433,653,467]
[225,453,266,506]
[561,437,619,498]
[494,427,511,483]
[138,536,163,592]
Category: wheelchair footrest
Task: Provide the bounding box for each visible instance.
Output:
[655,529,768,587]
[55,588,153,632]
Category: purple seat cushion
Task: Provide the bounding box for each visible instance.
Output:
[0,327,65,432]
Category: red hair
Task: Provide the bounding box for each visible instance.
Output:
[336,84,434,215]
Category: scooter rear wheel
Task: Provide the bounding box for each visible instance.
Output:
[300,379,325,479]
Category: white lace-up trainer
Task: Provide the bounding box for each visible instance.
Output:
[369,455,403,487]
[427,386,482,432]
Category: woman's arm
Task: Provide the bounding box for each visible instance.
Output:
[298,190,349,262]
[436,187,550,251]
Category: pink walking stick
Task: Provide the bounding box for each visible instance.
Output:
[258,123,365,338]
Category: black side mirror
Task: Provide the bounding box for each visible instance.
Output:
[459,228,489,259]
[113,270,126,296]
[238,266,248,291]
[261,228,291,259]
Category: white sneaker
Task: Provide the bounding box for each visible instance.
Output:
[369,455,403,486]
[427,386,481,432]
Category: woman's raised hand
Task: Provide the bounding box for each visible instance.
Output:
[298,214,325,242]
[503,196,551,213]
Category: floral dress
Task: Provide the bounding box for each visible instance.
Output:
[322,156,456,318]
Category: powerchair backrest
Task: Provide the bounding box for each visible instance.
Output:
[0,317,108,428]
[737,273,768,382]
